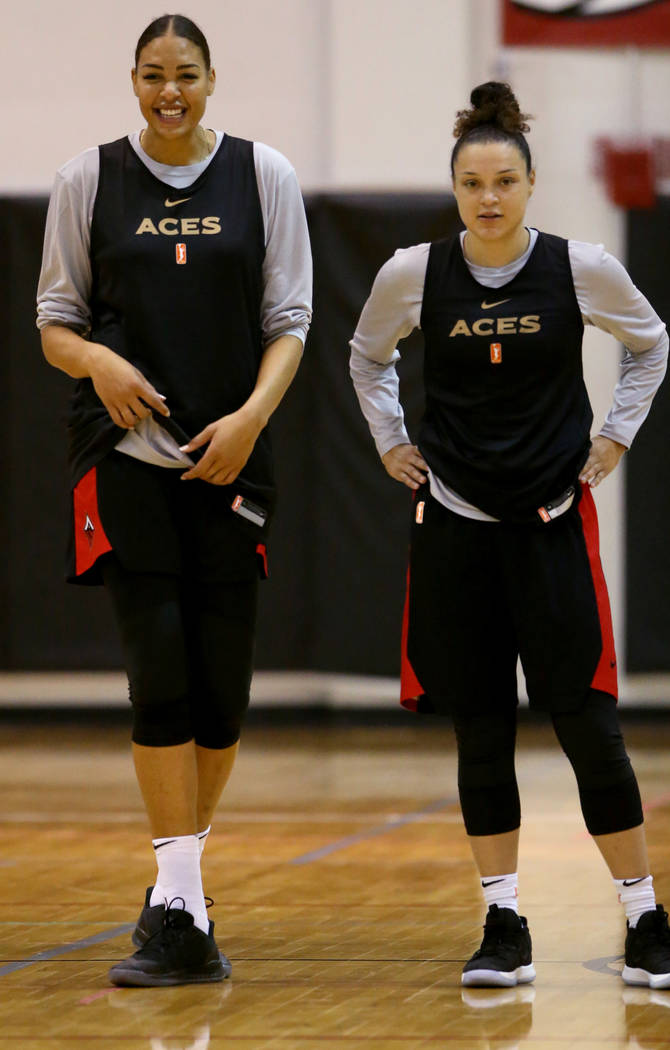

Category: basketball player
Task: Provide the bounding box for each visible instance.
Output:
[37,14,311,986]
[350,82,670,989]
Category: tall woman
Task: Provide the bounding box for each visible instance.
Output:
[350,82,669,989]
[37,14,311,986]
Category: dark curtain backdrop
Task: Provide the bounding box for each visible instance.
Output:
[625,200,670,672]
[1,194,667,674]
[0,193,459,673]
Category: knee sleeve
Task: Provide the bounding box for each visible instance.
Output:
[102,559,258,750]
[551,690,643,836]
[101,557,194,747]
[453,711,520,836]
[191,673,248,751]
[192,712,244,751]
[125,624,194,747]
[130,691,193,748]
[185,578,258,750]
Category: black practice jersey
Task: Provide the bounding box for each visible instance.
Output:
[419,232,590,521]
[67,134,271,507]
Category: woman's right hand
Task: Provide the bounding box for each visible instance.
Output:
[87,343,170,429]
[381,443,428,490]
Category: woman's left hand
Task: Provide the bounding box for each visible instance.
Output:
[579,435,627,488]
[179,408,262,485]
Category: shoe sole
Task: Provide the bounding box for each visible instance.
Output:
[622,964,670,989]
[462,963,536,988]
[109,960,231,987]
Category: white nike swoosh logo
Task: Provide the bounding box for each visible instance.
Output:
[164,197,192,208]
[481,298,512,310]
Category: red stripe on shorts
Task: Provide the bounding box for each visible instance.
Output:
[578,484,618,699]
[256,543,269,579]
[73,467,113,576]
[400,562,424,711]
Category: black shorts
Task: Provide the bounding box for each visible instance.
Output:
[401,483,617,715]
[67,451,268,585]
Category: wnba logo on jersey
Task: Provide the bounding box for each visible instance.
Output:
[490,343,502,364]
[176,243,187,265]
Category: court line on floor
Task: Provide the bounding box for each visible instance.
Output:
[289,797,458,865]
[0,923,134,977]
[1,799,457,977]
[0,810,457,824]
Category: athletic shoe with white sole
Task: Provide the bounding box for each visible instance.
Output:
[622,904,670,989]
[462,904,536,988]
[110,903,231,987]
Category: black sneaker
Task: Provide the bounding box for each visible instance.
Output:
[132,887,165,948]
[110,904,231,987]
[462,905,536,987]
[133,887,220,950]
[622,904,670,989]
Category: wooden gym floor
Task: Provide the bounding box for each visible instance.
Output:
[0,708,669,1049]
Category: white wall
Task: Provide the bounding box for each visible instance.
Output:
[4,0,324,191]
[328,0,470,187]
[6,0,670,684]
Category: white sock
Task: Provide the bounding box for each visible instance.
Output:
[197,825,211,857]
[153,827,211,904]
[614,874,656,928]
[148,834,209,934]
[481,872,519,914]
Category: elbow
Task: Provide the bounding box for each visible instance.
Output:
[40,325,59,366]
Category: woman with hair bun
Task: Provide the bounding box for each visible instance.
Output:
[350,82,669,988]
[37,14,311,986]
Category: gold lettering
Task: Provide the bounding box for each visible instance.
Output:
[135,217,158,235]
[135,216,222,236]
[497,317,517,335]
[472,318,494,336]
[158,218,179,235]
[202,216,221,234]
[449,314,541,336]
[449,319,472,337]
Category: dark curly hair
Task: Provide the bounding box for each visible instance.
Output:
[134,14,211,71]
[451,82,533,175]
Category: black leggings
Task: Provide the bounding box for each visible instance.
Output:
[101,555,258,749]
[453,690,643,837]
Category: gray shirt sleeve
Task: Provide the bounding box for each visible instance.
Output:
[349,243,429,457]
[36,147,98,332]
[253,142,312,346]
[36,135,313,347]
[569,240,668,447]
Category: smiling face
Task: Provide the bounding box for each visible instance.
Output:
[452,139,535,265]
[132,33,215,160]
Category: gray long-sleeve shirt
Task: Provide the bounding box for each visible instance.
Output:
[350,229,668,521]
[37,131,312,468]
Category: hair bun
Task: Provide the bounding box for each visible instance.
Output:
[454,81,531,139]
[471,81,512,111]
